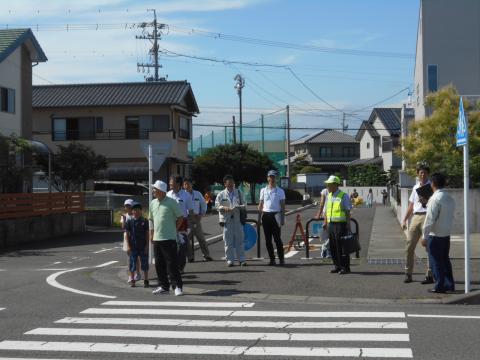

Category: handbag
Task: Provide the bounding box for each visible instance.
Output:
[340,231,360,254]
[237,190,247,225]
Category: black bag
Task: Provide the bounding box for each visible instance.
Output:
[238,190,247,225]
[340,232,360,254]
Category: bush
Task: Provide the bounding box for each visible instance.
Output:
[284,188,303,202]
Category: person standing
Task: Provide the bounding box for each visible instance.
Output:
[125,203,149,288]
[402,163,433,284]
[215,174,247,267]
[183,178,213,262]
[366,188,373,208]
[421,173,456,293]
[167,175,194,273]
[314,187,329,220]
[149,180,184,296]
[323,175,352,274]
[258,170,286,266]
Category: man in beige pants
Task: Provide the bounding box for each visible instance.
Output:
[402,163,433,284]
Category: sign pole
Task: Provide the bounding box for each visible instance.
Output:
[148,145,153,265]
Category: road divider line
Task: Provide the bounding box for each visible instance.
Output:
[80,308,405,318]
[56,317,408,329]
[408,314,480,319]
[101,301,255,308]
[93,247,118,254]
[26,327,410,342]
[95,261,118,268]
[0,341,414,358]
[205,234,223,242]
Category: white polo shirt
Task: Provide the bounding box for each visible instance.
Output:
[166,189,194,218]
[409,181,431,214]
[260,186,286,213]
[186,189,207,215]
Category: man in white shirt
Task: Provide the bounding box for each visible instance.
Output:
[258,170,286,266]
[183,178,212,262]
[402,163,433,284]
[421,173,455,293]
[167,175,194,273]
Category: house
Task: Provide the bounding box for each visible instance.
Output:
[414,0,480,120]
[353,108,402,173]
[0,29,47,138]
[290,129,359,178]
[32,81,199,182]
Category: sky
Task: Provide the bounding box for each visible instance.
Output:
[1,0,420,140]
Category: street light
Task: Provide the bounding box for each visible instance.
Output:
[234,74,245,143]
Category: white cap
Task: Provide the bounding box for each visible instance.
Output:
[124,199,135,206]
[152,180,167,192]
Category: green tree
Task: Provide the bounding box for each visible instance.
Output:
[399,86,480,187]
[36,142,107,191]
[299,165,322,174]
[291,154,311,176]
[348,164,388,186]
[0,134,32,193]
[191,143,275,203]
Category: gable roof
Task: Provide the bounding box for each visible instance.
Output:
[32,81,200,113]
[355,121,379,141]
[368,108,401,136]
[292,129,357,145]
[0,28,47,64]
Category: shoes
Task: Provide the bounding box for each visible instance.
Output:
[421,276,434,285]
[279,259,285,266]
[338,269,350,275]
[127,275,134,284]
[152,287,169,295]
[330,268,340,274]
[144,280,149,288]
[134,272,141,281]
[188,258,195,263]
[227,261,234,267]
[404,274,413,283]
[240,261,247,267]
[204,256,213,261]
[130,281,135,287]
[428,288,446,294]
[175,287,184,296]
[268,259,276,266]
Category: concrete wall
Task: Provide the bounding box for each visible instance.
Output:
[0,47,22,136]
[0,212,85,249]
[341,186,388,204]
[392,188,480,234]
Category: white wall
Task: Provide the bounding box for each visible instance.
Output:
[341,186,388,204]
[0,47,22,136]
[359,131,375,159]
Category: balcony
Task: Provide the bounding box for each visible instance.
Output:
[50,129,173,141]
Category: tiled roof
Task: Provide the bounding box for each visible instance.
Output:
[292,129,357,145]
[348,157,383,167]
[368,108,401,135]
[0,28,47,63]
[32,81,200,113]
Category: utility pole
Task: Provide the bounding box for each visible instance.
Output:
[342,112,348,132]
[286,105,291,181]
[136,9,166,82]
[234,74,245,143]
[232,115,237,144]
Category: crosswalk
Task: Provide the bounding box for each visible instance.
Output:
[0,300,414,358]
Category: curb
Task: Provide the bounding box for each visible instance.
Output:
[442,289,480,305]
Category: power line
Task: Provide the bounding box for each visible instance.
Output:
[352,86,411,112]
[192,123,400,131]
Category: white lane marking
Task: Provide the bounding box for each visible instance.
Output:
[101,301,255,308]
[46,267,116,299]
[284,250,299,258]
[56,317,408,329]
[27,327,410,342]
[0,341,414,357]
[95,261,118,268]
[93,247,118,254]
[81,308,405,318]
[408,314,480,319]
[37,268,70,271]
[205,234,223,242]
[53,261,62,265]
[0,308,5,311]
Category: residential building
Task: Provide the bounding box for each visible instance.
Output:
[414,0,480,120]
[0,29,47,138]
[354,108,402,173]
[32,81,199,182]
[290,129,359,178]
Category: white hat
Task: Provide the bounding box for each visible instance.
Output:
[124,199,135,206]
[324,175,341,184]
[152,180,167,192]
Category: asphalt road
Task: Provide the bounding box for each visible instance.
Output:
[0,206,479,360]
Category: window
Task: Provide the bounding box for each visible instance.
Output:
[0,87,15,114]
[427,65,438,93]
[179,116,191,139]
[96,117,103,133]
[366,142,370,149]
[125,115,170,139]
[52,117,95,140]
[319,147,332,158]
[382,136,393,152]
[343,147,355,157]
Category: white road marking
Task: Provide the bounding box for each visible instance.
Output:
[0,341,414,358]
[37,268,70,271]
[56,317,408,329]
[53,261,62,265]
[205,234,223,242]
[26,327,410,342]
[408,314,480,319]
[101,301,255,308]
[81,308,405,318]
[93,247,118,254]
[95,261,118,268]
[284,250,299,258]
[0,308,5,311]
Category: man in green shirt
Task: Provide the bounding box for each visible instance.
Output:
[149,180,184,296]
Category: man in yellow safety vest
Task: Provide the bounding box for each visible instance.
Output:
[323,175,352,274]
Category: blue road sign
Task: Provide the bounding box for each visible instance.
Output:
[456,97,468,147]
[243,223,257,251]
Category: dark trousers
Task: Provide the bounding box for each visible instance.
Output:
[427,235,455,291]
[262,212,284,261]
[153,240,183,290]
[328,222,350,271]
[177,232,188,271]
